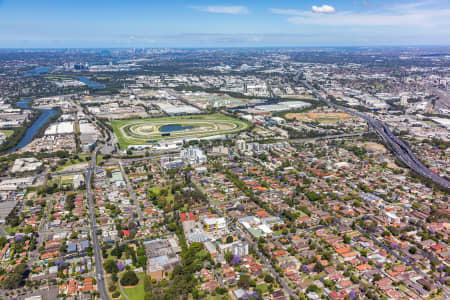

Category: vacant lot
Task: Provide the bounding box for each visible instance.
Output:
[286,112,353,123]
[363,142,387,154]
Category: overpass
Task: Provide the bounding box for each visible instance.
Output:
[302,81,450,191]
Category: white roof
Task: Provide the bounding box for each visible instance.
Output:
[257,224,273,234]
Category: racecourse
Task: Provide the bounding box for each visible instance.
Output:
[110,113,249,149]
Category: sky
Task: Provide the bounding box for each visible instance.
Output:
[0,0,450,48]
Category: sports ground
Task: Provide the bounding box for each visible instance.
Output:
[110,113,249,149]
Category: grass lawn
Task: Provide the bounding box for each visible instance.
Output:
[150,185,174,203]
[298,210,307,217]
[206,295,231,300]
[121,272,145,300]
[273,230,283,236]
[49,175,74,188]
[44,76,73,80]
[4,226,17,235]
[60,175,74,185]
[0,129,14,138]
[255,284,268,295]
[398,284,408,292]
[96,154,108,165]
[110,113,249,149]
[149,185,163,194]
[55,155,90,171]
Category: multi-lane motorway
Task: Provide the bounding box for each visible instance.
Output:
[303,81,450,191]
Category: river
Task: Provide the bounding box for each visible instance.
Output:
[9,69,103,152]
[9,99,57,152]
[76,76,105,89]
[24,66,105,89]
[24,67,51,77]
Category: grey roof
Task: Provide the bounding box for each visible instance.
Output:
[67,243,77,252]
[79,240,90,250]
[188,231,209,243]
[149,255,169,266]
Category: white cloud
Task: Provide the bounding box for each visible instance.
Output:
[270,1,450,28]
[312,5,336,14]
[190,5,248,15]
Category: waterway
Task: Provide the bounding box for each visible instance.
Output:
[160,124,194,132]
[9,99,57,152]
[9,70,103,151]
[24,66,105,89]
[24,67,50,77]
[76,76,105,89]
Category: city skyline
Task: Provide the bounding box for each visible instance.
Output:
[1,0,450,47]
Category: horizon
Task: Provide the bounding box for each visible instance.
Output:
[1,45,450,50]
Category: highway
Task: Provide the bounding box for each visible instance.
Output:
[86,150,109,300]
[303,81,450,191]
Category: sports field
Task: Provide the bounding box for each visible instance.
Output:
[110,113,249,149]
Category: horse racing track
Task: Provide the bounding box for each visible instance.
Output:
[110,113,249,149]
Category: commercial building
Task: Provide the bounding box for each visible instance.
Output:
[180,147,207,165]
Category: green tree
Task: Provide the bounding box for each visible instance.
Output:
[225,251,233,263]
[2,263,28,289]
[104,259,118,274]
[343,234,351,244]
[313,262,324,273]
[409,246,417,254]
[306,284,321,293]
[120,270,139,286]
[238,274,251,289]
[264,274,274,283]
[138,256,147,268]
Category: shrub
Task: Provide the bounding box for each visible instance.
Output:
[108,285,116,292]
[112,291,121,298]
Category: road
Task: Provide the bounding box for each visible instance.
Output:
[86,150,109,300]
[27,197,54,268]
[119,151,180,165]
[233,224,298,298]
[356,224,450,299]
[191,177,298,298]
[118,159,144,223]
[302,81,450,191]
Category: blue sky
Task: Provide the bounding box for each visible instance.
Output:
[0,0,449,47]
